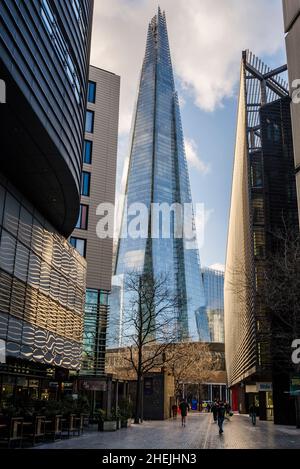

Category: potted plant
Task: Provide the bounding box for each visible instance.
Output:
[119,399,133,428]
[97,409,117,432]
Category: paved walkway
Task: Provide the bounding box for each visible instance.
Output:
[37,413,300,449]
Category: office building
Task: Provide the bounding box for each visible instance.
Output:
[201,268,225,343]
[71,66,120,381]
[283,0,300,224]
[225,51,298,424]
[0,0,93,402]
[109,8,209,347]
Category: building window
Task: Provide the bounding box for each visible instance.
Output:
[85,110,94,133]
[81,172,90,196]
[76,204,89,230]
[70,237,86,257]
[87,81,96,103]
[83,140,92,164]
[41,0,81,104]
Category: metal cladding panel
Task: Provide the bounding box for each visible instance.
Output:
[0,177,87,370]
[0,0,94,236]
[224,63,256,387]
[283,0,300,32]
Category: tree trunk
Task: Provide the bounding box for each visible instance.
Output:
[134,373,142,424]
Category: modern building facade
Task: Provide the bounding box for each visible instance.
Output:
[225,51,299,424]
[0,0,93,402]
[201,268,225,343]
[283,0,300,224]
[71,66,120,380]
[109,8,208,347]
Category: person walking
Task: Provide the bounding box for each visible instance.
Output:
[217,402,226,434]
[249,403,257,426]
[179,399,190,427]
[212,401,218,423]
[172,404,178,419]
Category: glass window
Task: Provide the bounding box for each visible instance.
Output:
[0,230,16,274]
[3,192,20,236]
[76,204,89,230]
[81,172,90,197]
[41,0,81,104]
[0,184,5,225]
[85,111,94,133]
[18,207,33,247]
[83,140,92,164]
[87,81,96,103]
[70,237,86,258]
[86,289,99,305]
[14,242,29,283]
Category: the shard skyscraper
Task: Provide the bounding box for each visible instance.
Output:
[108,8,209,347]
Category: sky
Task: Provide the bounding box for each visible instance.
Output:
[90,0,287,270]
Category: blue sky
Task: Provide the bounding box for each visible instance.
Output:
[91,0,287,269]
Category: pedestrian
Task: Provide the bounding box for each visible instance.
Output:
[179,399,190,427]
[249,403,257,426]
[217,402,226,434]
[212,400,218,423]
[172,404,178,419]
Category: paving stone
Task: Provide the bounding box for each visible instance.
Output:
[36,413,300,449]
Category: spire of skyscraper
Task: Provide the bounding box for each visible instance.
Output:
[108,9,210,347]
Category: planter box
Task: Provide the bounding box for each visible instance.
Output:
[98,420,117,432]
[121,419,132,428]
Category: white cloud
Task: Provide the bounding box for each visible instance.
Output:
[194,206,214,249]
[185,138,210,175]
[91,0,285,133]
[209,263,225,272]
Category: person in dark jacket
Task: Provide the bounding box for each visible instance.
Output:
[249,403,257,426]
[212,401,218,422]
[179,399,190,427]
[217,402,226,434]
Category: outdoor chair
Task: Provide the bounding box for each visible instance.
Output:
[0,417,24,448]
[22,415,46,446]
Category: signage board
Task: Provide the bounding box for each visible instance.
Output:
[246,385,257,394]
[290,375,300,396]
[257,383,273,392]
[80,380,107,391]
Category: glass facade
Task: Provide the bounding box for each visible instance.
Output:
[201,268,225,343]
[0,176,86,369]
[81,171,91,196]
[76,204,89,230]
[81,289,109,376]
[70,237,86,258]
[110,9,208,347]
[87,81,96,103]
[85,110,94,133]
[83,140,93,164]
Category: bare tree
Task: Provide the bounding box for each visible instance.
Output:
[166,342,221,399]
[121,271,179,423]
[227,229,300,426]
